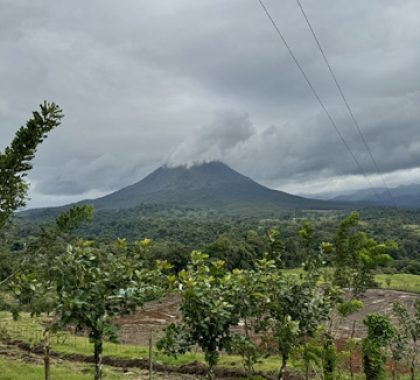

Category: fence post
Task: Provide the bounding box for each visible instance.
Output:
[43,327,50,380]
[148,330,153,380]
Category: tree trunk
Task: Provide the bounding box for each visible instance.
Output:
[391,362,396,380]
[208,365,215,380]
[244,317,252,378]
[278,353,288,380]
[410,356,415,380]
[94,337,103,380]
[148,332,153,380]
[43,327,50,380]
[349,320,356,379]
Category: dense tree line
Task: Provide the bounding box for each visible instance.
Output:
[4,204,420,276]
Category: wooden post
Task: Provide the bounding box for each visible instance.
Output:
[349,320,356,379]
[43,327,50,380]
[148,331,153,380]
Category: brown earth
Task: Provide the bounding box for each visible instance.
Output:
[331,288,419,338]
[114,289,420,345]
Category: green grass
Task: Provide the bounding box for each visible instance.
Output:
[0,357,129,380]
[375,273,420,293]
[403,224,420,235]
[0,312,243,368]
[282,268,420,294]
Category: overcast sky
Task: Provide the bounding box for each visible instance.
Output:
[1,0,419,208]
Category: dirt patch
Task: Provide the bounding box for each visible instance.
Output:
[332,289,419,338]
[114,289,420,345]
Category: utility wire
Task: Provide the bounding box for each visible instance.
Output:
[295,0,396,206]
[256,0,384,203]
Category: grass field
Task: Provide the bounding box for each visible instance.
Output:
[375,273,420,293]
[0,357,133,380]
[282,268,420,293]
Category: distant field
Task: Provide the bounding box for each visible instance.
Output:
[282,268,420,293]
[375,273,420,293]
[403,224,420,235]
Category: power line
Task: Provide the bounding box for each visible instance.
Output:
[256,0,384,203]
[295,0,396,206]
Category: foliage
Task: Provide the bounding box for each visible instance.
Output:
[52,242,166,379]
[332,212,394,296]
[55,205,93,232]
[231,335,263,377]
[320,335,336,380]
[336,299,364,317]
[8,205,94,317]
[158,251,239,379]
[11,206,420,273]
[13,229,167,380]
[362,313,395,380]
[253,223,338,380]
[228,264,272,376]
[0,102,62,227]
[294,337,322,380]
[392,301,420,380]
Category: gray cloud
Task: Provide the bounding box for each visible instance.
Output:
[0,0,419,207]
[167,110,254,166]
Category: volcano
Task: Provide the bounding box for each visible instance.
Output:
[81,161,343,213]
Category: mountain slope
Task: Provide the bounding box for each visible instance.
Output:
[86,161,342,212]
[331,183,420,208]
[21,161,352,220]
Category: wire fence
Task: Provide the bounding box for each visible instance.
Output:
[0,319,369,350]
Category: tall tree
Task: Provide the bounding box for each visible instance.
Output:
[362,313,394,380]
[332,212,395,296]
[0,101,63,227]
[158,251,239,380]
[54,241,166,380]
[392,301,420,380]
[11,206,93,380]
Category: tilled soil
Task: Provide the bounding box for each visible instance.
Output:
[331,288,419,338]
[114,289,420,344]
